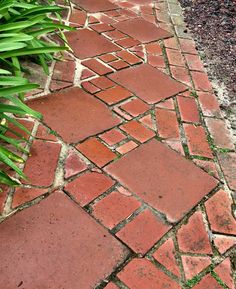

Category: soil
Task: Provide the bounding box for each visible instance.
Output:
[178,0,236,137]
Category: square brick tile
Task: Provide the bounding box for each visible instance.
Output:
[73,0,118,12]
[28,87,120,143]
[77,138,117,167]
[105,140,217,222]
[92,191,141,229]
[109,64,186,104]
[65,171,114,206]
[66,29,120,59]
[0,192,128,289]
[114,18,172,43]
[116,210,171,254]
[116,141,138,155]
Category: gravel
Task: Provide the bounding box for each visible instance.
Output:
[178,0,236,136]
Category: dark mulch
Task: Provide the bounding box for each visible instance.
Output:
[178,0,236,131]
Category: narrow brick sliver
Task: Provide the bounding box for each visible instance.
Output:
[0,0,235,288]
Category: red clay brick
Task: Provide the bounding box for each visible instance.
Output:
[177,96,200,123]
[88,15,99,24]
[114,18,172,43]
[214,235,236,254]
[109,64,187,104]
[113,107,132,120]
[100,128,126,146]
[12,187,46,208]
[23,140,61,187]
[170,66,192,86]
[185,54,205,72]
[206,118,234,149]
[104,282,119,289]
[6,119,34,141]
[104,30,127,40]
[205,190,236,235]
[64,150,87,179]
[116,50,142,65]
[193,274,223,289]
[116,141,138,154]
[118,258,181,289]
[73,0,118,12]
[69,8,86,26]
[139,114,155,130]
[193,159,219,179]
[145,42,162,54]
[29,88,120,143]
[191,71,213,91]
[182,256,211,280]
[164,37,179,50]
[92,191,141,229]
[65,172,114,206]
[116,209,171,254]
[82,59,113,75]
[36,125,58,142]
[166,49,185,67]
[218,152,236,191]
[66,29,120,59]
[82,81,101,93]
[148,55,165,68]
[156,98,175,110]
[179,38,197,54]
[184,124,213,158]
[198,92,222,118]
[106,140,217,222]
[90,76,115,90]
[155,108,180,139]
[52,61,75,83]
[91,23,114,33]
[96,86,132,105]
[109,60,129,70]
[120,120,155,143]
[99,54,118,63]
[164,139,185,155]
[81,68,96,80]
[214,258,235,289]
[115,37,140,48]
[153,238,181,277]
[49,80,72,92]
[77,138,117,167]
[177,211,212,254]
[120,98,149,117]
[0,192,128,289]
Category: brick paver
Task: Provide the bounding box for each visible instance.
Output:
[1,0,235,288]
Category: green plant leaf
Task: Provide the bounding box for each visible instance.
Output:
[0,170,20,186]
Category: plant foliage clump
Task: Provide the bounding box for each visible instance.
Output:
[0,0,72,186]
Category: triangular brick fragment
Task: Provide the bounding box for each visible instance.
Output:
[153,238,181,277]
[177,211,213,254]
[182,255,211,280]
[214,235,236,254]
[214,258,235,289]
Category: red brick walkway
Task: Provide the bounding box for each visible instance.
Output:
[0,0,235,288]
